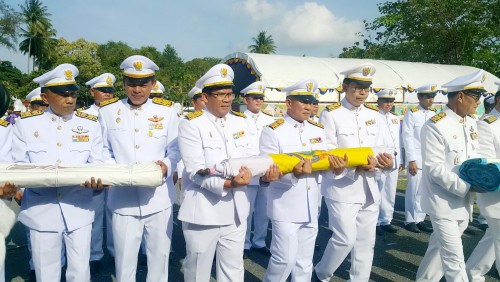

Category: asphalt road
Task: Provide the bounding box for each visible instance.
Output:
[4,176,500,282]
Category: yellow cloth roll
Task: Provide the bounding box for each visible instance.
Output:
[269,147,374,174]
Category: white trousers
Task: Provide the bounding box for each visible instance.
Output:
[30,224,91,282]
[416,217,469,282]
[245,185,269,249]
[90,190,105,261]
[112,208,173,282]
[315,199,378,282]
[263,220,318,282]
[377,169,399,225]
[182,221,246,282]
[26,226,66,271]
[105,201,114,257]
[404,170,426,224]
[466,217,500,282]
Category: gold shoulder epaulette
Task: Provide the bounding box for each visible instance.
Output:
[364,103,379,111]
[484,116,498,124]
[76,106,90,112]
[261,111,273,117]
[325,102,341,112]
[0,119,10,127]
[307,119,324,129]
[431,112,446,123]
[21,110,44,119]
[152,97,174,107]
[75,111,98,122]
[410,107,419,113]
[268,119,284,130]
[185,110,203,120]
[100,97,119,107]
[231,110,247,118]
[429,107,437,112]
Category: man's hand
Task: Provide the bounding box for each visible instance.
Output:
[156,160,168,177]
[229,166,253,188]
[81,177,108,190]
[357,155,377,172]
[328,154,348,175]
[398,164,404,172]
[14,189,23,205]
[0,182,18,199]
[376,153,394,169]
[293,159,313,178]
[261,164,282,183]
[408,161,418,176]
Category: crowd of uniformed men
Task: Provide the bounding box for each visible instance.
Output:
[0,54,499,282]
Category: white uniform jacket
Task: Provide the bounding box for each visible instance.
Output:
[379,110,402,168]
[260,115,326,223]
[319,99,386,204]
[476,110,500,219]
[0,120,12,162]
[420,107,479,220]
[402,105,436,167]
[99,98,180,216]
[178,110,257,225]
[12,108,104,232]
[244,110,275,185]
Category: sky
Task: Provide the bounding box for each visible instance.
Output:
[1,0,384,73]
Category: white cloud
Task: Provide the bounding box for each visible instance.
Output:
[236,1,363,48]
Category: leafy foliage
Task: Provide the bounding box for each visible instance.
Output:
[248,31,277,54]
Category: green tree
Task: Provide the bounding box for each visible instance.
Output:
[248,31,277,54]
[0,0,20,51]
[18,0,57,72]
[340,0,499,76]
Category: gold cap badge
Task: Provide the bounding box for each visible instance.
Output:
[362,67,371,76]
[64,70,73,80]
[106,76,113,85]
[134,61,143,71]
[220,68,228,78]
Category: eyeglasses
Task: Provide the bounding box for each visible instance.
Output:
[352,86,370,93]
[463,92,481,102]
[250,96,264,100]
[209,92,235,100]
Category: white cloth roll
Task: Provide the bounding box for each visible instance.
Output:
[0,162,163,188]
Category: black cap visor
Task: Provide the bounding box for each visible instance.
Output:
[45,84,79,95]
[289,95,319,104]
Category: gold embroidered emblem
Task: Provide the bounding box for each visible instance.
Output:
[106,76,113,85]
[431,85,437,92]
[306,82,313,92]
[185,110,203,120]
[410,107,419,113]
[268,119,284,130]
[231,110,247,118]
[326,102,341,112]
[484,116,498,124]
[220,68,228,78]
[430,112,446,123]
[362,67,371,76]
[64,70,73,80]
[134,61,143,71]
[100,97,119,107]
[307,119,324,129]
[0,119,9,127]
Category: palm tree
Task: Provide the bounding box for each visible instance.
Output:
[18,0,56,72]
[248,31,277,54]
[0,1,21,51]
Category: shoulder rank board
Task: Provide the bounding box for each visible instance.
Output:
[76,106,90,112]
[0,119,9,127]
[484,116,498,124]
[410,107,419,113]
[76,111,98,122]
[307,119,324,129]
[364,104,379,111]
[431,112,446,123]
[21,110,44,119]
[429,107,437,112]
[185,110,203,120]
[261,111,273,117]
[268,119,284,130]
[325,102,341,112]
[100,97,119,107]
[152,97,174,107]
[231,110,247,118]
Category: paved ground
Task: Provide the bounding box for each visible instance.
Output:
[4,175,500,281]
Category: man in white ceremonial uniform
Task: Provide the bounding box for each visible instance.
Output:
[466,83,500,281]
[175,86,206,194]
[314,63,394,282]
[26,87,48,112]
[149,80,165,99]
[375,89,403,235]
[98,55,181,282]
[80,73,116,274]
[11,63,105,282]
[261,79,347,282]
[178,64,256,282]
[416,70,485,281]
[0,112,13,282]
[241,81,275,258]
[402,84,437,233]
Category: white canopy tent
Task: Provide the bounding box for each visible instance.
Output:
[223,52,499,104]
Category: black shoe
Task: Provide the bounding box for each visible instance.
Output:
[478,223,488,231]
[251,246,271,256]
[243,249,250,259]
[404,223,421,233]
[29,270,36,282]
[311,270,322,282]
[416,222,433,232]
[90,260,101,275]
[376,226,384,236]
[380,224,398,233]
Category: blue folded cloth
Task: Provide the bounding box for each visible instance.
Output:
[459,158,500,193]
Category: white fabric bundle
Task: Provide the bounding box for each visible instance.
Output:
[0,162,163,188]
[0,200,15,274]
